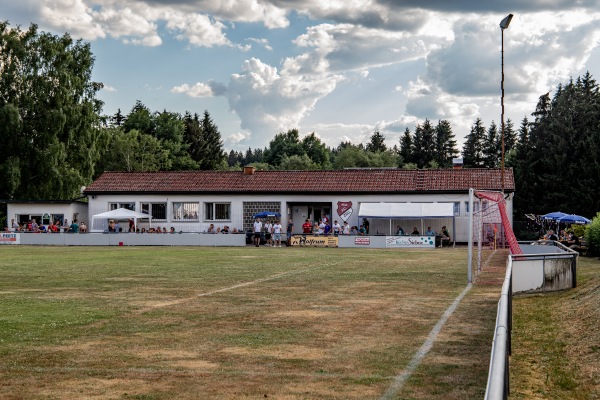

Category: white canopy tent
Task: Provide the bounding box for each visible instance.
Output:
[91,208,152,232]
[358,202,455,244]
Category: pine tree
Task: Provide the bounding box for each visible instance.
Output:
[412,119,436,168]
[366,130,387,152]
[198,110,226,170]
[399,128,413,166]
[482,121,499,168]
[462,118,486,167]
[434,120,458,168]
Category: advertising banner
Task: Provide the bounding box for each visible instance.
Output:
[354,237,371,246]
[290,235,339,247]
[385,235,435,248]
[0,232,20,245]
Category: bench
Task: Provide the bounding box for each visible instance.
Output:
[573,239,588,256]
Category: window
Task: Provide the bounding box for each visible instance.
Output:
[453,202,460,216]
[109,202,135,211]
[173,202,199,221]
[205,202,231,221]
[464,201,470,215]
[141,203,167,220]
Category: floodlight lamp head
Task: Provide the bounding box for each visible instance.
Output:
[500,14,513,30]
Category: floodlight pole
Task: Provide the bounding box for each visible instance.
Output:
[500,14,513,194]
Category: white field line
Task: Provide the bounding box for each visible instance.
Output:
[140,265,323,311]
[381,283,473,400]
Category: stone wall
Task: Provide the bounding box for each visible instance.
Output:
[243,201,281,232]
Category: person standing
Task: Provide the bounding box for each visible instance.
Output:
[342,221,350,235]
[362,218,369,234]
[264,219,273,246]
[273,219,283,247]
[286,218,294,246]
[253,218,262,247]
[333,220,341,236]
[301,219,312,245]
[69,220,79,233]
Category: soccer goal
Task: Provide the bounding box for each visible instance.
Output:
[467,189,522,283]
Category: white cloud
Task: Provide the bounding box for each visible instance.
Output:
[171,80,228,97]
[225,131,251,145]
[165,12,231,47]
[102,84,117,92]
[222,57,344,143]
[39,0,105,40]
[171,83,214,97]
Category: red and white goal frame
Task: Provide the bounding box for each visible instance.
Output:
[467,189,522,283]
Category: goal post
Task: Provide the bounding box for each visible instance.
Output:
[467,189,522,283]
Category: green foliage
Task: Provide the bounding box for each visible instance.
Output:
[0,22,103,199]
[95,128,170,172]
[301,132,332,169]
[462,118,486,167]
[584,212,600,256]
[366,130,387,152]
[278,154,320,170]
[513,73,600,217]
[263,129,304,166]
[331,144,398,169]
[571,224,587,238]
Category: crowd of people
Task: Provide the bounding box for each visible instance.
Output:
[541,228,581,249]
[8,218,86,233]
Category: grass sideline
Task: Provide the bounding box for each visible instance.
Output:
[0,246,499,399]
[511,257,600,399]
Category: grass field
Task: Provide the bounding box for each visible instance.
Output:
[0,246,501,399]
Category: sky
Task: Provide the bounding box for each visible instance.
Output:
[2,1,600,153]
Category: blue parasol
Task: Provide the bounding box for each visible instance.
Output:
[541,211,568,221]
[253,211,281,219]
[556,214,591,225]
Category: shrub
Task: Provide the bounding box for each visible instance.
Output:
[571,224,587,238]
[584,212,600,257]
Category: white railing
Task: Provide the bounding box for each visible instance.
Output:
[484,256,512,400]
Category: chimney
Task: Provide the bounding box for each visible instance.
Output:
[452,158,463,169]
[243,166,256,175]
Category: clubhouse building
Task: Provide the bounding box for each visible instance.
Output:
[5,166,514,245]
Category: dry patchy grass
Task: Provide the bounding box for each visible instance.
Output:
[0,246,498,399]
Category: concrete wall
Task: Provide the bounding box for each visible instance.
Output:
[13,232,246,247]
[512,254,576,294]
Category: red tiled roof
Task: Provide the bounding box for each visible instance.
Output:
[84,168,515,194]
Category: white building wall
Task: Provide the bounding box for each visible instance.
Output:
[7,203,88,228]
[85,191,509,242]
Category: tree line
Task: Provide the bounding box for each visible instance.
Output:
[1,22,600,221]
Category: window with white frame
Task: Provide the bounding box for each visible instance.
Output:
[141,203,167,220]
[453,202,460,216]
[109,202,135,211]
[205,202,231,221]
[172,202,199,221]
[465,201,470,215]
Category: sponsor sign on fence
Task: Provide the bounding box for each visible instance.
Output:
[354,237,371,246]
[290,235,338,247]
[0,232,20,245]
[385,235,435,248]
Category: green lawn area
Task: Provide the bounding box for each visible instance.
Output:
[510,256,600,399]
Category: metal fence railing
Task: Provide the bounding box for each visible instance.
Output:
[484,256,512,400]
